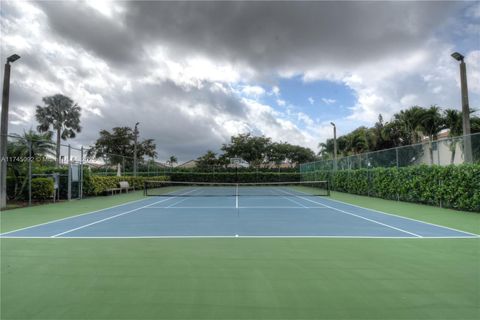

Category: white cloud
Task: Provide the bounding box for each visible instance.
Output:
[321,98,336,105]
[272,86,280,96]
[308,97,315,105]
[241,85,266,97]
[297,112,314,126]
[276,99,286,106]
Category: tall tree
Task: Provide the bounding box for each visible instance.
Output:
[443,109,463,164]
[196,150,219,169]
[317,142,331,159]
[268,142,289,166]
[418,105,444,164]
[394,106,426,144]
[7,130,55,199]
[35,94,82,166]
[221,133,272,167]
[87,127,157,169]
[167,155,177,167]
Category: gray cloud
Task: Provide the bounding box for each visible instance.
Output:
[35,1,460,74]
[2,1,477,162]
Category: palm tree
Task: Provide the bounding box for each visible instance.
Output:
[36,94,82,166]
[167,155,177,167]
[7,130,55,199]
[394,106,426,144]
[317,142,330,159]
[443,109,463,164]
[418,105,444,164]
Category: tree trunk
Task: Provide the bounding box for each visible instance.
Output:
[450,141,456,164]
[56,128,61,167]
[429,139,434,165]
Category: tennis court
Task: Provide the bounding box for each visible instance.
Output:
[1,182,476,239]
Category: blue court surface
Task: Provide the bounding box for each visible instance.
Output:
[1,188,477,239]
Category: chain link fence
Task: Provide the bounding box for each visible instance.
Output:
[2,134,170,208]
[2,134,298,208]
[301,132,480,174]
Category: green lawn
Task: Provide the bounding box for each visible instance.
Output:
[1,193,479,319]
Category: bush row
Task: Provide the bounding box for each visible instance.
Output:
[86,176,169,195]
[169,172,301,183]
[6,177,55,200]
[303,164,480,212]
[6,175,170,200]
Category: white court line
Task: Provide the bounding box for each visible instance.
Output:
[143,206,329,209]
[278,189,422,238]
[50,189,199,238]
[288,188,479,237]
[323,196,480,237]
[0,196,154,236]
[235,184,239,209]
[1,235,477,239]
[166,189,200,208]
[281,196,309,208]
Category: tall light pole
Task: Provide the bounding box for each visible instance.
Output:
[1,54,20,209]
[451,52,472,163]
[133,122,139,176]
[330,122,337,171]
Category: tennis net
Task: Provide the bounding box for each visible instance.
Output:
[144,180,330,197]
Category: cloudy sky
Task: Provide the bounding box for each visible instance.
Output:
[1,1,479,162]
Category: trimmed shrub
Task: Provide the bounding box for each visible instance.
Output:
[303,164,480,212]
[169,172,301,183]
[86,176,169,195]
[31,178,54,200]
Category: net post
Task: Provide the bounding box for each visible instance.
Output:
[28,138,32,206]
[67,144,72,201]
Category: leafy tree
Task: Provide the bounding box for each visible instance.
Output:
[87,127,157,169]
[285,144,316,164]
[221,133,272,167]
[35,94,82,166]
[470,114,480,133]
[268,142,289,166]
[382,119,407,147]
[345,127,370,155]
[196,150,219,169]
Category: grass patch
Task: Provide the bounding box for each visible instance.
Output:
[2,238,479,320]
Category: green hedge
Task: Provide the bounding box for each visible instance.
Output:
[31,178,55,200]
[170,172,301,183]
[86,176,169,195]
[303,164,480,212]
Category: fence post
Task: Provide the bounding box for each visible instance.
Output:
[395,148,399,168]
[67,144,71,201]
[28,139,32,206]
[80,146,83,199]
[437,141,441,165]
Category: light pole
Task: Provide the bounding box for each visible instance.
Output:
[133,122,139,176]
[451,52,472,163]
[330,122,337,171]
[1,54,20,209]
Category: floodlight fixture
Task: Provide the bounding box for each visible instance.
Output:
[451,52,464,62]
[7,54,20,63]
